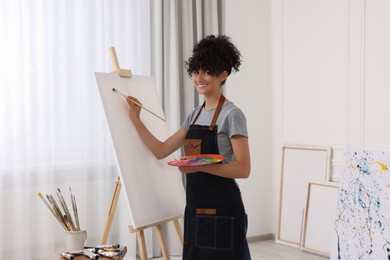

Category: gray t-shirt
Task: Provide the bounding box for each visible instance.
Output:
[181,101,248,163]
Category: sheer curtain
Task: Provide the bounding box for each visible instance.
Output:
[0,1,150,259]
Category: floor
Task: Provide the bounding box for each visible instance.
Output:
[246,240,326,260]
[151,240,327,260]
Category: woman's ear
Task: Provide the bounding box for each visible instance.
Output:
[220,71,228,82]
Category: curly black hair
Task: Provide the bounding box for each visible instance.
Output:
[185,35,242,83]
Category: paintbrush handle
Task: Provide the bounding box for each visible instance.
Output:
[114,89,166,122]
[57,190,76,231]
[70,188,81,231]
[131,100,166,122]
[38,193,69,231]
[47,195,70,231]
[72,195,80,231]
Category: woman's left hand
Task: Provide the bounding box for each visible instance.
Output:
[178,166,201,174]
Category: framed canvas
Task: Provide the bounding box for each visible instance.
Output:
[277,144,331,247]
[301,182,339,257]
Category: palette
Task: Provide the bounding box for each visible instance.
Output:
[167,154,224,167]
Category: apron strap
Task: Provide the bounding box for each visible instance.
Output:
[209,94,226,131]
[191,102,205,125]
[190,94,226,130]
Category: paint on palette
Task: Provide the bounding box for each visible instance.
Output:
[333,150,390,260]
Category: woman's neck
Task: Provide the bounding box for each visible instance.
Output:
[203,92,225,110]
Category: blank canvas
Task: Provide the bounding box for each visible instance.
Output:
[277,144,331,246]
[301,182,339,257]
[95,72,186,229]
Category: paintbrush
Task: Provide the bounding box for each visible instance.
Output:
[37,192,69,231]
[112,88,166,122]
[46,194,70,231]
[57,188,76,231]
[70,187,80,231]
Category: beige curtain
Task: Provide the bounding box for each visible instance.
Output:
[151,0,225,134]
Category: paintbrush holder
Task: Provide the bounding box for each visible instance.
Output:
[65,229,87,252]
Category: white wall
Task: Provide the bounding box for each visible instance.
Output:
[226,0,390,237]
[225,0,273,237]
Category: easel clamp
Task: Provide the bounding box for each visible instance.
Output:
[109,47,132,78]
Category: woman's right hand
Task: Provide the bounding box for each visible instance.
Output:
[126,96,142,122]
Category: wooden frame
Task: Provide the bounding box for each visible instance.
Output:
[300,182,339,258]
[277,144,331,247]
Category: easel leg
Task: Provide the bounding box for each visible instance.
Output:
[129,216,183,259]
[155,224,170,260]
[100,177,122,245]
[137,230,148,260]
[172,219,184,246]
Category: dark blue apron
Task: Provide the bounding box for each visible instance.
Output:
[182,95,251,260]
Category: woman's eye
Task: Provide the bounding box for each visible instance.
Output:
[204,71,210,75]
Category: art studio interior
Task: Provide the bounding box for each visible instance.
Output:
[1,0,389,259]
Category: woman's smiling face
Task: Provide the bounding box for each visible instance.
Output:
[191,69,227,96]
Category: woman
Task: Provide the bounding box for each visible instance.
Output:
[127,35,251,260]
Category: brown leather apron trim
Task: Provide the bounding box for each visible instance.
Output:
[190,94,226,127]
[195,208,217,215]
[209,95,226,131]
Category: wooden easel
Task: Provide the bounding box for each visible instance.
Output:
[100,176,183,260]
[128,215,184,260]
[100,47,184,260]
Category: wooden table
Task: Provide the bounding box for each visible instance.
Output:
[50,246,127,260]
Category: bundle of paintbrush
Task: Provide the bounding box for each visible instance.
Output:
[37,187,81,231]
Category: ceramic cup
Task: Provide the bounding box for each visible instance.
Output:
[65,229,87,252]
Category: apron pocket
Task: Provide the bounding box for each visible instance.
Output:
[195,215,234,250]
[184,139,201,156]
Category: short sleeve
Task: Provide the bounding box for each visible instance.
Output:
[180,107,197,131]
[226,108,248,138]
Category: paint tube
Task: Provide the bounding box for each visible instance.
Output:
[82,250,99,259]
[60,252,74,260]
[86,243,120,249]
[69,249,99,259]
[97,249,121,257]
